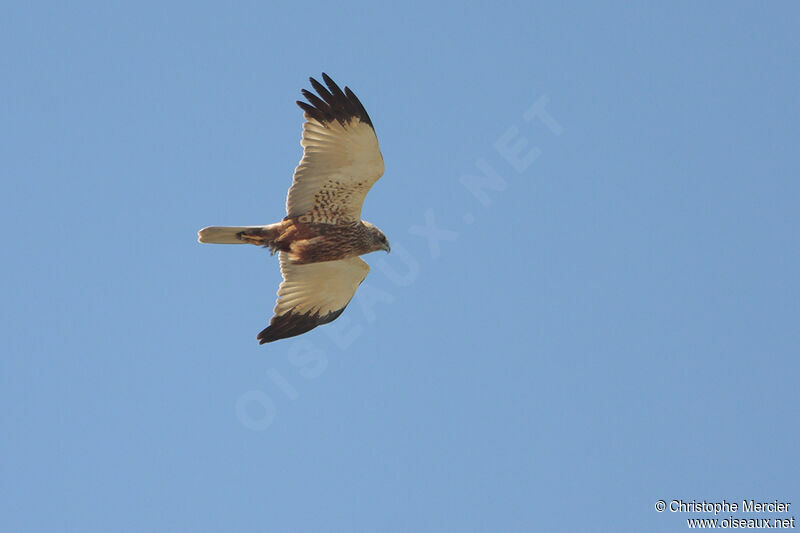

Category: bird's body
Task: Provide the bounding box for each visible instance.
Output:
[198,74,389,344]
[222,218,385,265]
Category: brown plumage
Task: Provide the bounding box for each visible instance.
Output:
[198,73,389,344]
[236,219,385,265]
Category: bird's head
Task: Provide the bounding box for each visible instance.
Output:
[363,222,390,253]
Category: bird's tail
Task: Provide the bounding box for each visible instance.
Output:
[197,224,282,245]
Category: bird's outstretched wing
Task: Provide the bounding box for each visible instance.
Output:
[286,73,384,223]
[257,253,369,344]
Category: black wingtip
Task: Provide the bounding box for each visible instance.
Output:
[296,73,374,128]
[309,77,330,99]
[257,307,348,344]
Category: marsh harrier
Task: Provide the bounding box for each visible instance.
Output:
[198,74,389,344]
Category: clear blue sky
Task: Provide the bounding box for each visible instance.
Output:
[2,2,798,532]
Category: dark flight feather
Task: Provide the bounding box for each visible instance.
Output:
[296,72,374,128]
[257,307,347,344]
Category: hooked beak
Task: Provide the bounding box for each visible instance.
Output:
[383,241,391,253]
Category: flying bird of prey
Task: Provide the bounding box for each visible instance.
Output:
[198,74,389,344]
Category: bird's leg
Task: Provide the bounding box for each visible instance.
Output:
[236,228,271,247]
[237,229,287,256]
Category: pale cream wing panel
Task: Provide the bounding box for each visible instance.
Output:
[286,117,384,222]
